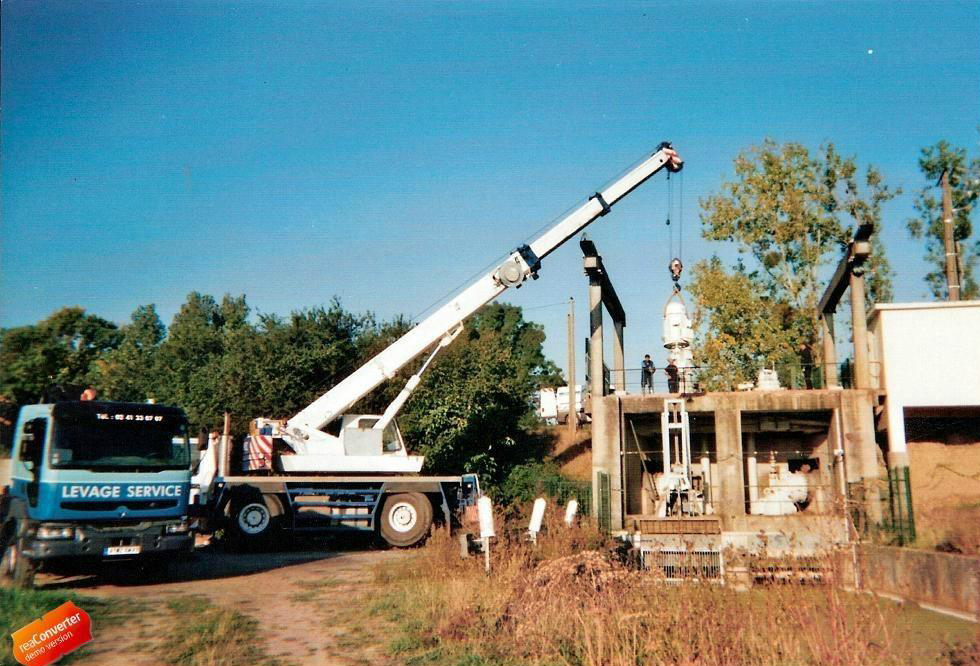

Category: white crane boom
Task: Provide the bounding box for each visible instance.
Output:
[287,142,683,434]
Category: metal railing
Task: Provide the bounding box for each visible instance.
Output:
[608,360,882,394]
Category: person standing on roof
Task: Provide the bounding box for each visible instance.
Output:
[665,357,680,394]
[640,355,656,394]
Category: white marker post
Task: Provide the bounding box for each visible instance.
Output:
[477,496,495,574]
[528,497,547,544]
[564,499,579,526]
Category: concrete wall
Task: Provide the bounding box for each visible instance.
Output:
[595,389,879,534]
[858,544,980,618]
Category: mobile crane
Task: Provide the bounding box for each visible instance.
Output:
[193,142,683,548]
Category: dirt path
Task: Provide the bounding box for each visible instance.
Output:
[36,542,408,666]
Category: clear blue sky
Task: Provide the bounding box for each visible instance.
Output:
[2,1,978,386]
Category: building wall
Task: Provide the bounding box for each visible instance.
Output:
[869,301,980,407]
[868,301,980,467]
[593,390,878,538]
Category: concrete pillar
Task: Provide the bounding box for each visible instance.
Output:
[821,312,839,388]
[567,297,577,435]
[589,278,604,399]
[849,271,871,389]
[745,432,759,505]
[714,403,745,530]
[612,319,626,393]
[836,391,883,523]
[590,395,623,529]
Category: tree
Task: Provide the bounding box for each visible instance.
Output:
[688,257,798,390]
[96,304,166,401]
[216,301,375,431]
[0,307,120,404]
[151,292,247,428]
[695,140,897,387]
[399,303,559,485]
[907,139,980,299]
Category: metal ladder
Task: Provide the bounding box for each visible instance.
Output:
[660,398,692,484]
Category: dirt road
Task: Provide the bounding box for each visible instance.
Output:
[36,541,407,666]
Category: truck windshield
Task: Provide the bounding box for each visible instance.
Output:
[51,409,191,471]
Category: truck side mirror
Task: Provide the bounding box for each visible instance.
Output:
[19,418,46,467]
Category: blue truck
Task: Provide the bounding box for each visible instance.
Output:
[1,400,194,587]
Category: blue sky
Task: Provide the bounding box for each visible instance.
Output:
[2,1,978,386]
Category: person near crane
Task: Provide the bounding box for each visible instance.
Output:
[641,355,656,394]
[665,357,680,393]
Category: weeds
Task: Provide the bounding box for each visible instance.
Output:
[161,595,278,666]
[371,510,974,666]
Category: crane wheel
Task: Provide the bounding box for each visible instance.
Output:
[379,493,432,548]
[228,494,282,551]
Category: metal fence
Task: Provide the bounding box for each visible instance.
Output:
[540,475,592,517]
[847,469,917,546]
[880,466,916,545]
[642,548,723,581]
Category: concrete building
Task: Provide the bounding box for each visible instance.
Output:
[591,388,878,560]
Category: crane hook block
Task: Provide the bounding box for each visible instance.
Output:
[669,257,683,282]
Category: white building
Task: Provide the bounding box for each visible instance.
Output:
[868,301,980,467]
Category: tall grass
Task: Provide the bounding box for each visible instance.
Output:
[370,511,977,666]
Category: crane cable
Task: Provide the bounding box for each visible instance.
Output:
[666,171,673,260]
[678,169,684,262]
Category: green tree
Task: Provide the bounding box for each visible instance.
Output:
[96,304,166,401]
[0,307,120,404]
[399,303,557,485]
[152,292,246,428]
[907,139,980,299]
[695,140,897,387]
[688,257,798,390]
[217,301,375,431]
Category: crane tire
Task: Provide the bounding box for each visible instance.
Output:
[228,494,282,551]
[379,493,432,548]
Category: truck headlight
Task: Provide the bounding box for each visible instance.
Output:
[35,525,75,540]
[165,520,190,534]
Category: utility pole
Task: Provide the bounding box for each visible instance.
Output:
[940,169,960,301]
[566,297,577,436]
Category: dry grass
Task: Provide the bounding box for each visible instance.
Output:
[368,512,978,666]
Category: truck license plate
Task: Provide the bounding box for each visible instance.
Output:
[104,545,141,556]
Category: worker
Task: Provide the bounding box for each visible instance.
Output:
[641,355,656,394]
[80,387,98,401]
[665,357,680,393]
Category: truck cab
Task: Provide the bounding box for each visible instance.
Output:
[1,401,194,587]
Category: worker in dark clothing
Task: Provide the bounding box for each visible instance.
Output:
[665,357,680,393]
[640,354,656,394]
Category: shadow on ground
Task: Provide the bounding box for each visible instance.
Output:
[36,532,383,590]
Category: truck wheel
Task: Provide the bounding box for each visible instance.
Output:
[379,493,432,548]
[1,538,36,589]
[229,496,281,550]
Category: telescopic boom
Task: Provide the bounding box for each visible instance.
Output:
[287,142,683,436]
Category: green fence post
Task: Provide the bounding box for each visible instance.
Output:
[597,471,611,534]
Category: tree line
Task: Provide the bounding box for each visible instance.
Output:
[0,296,562,487]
